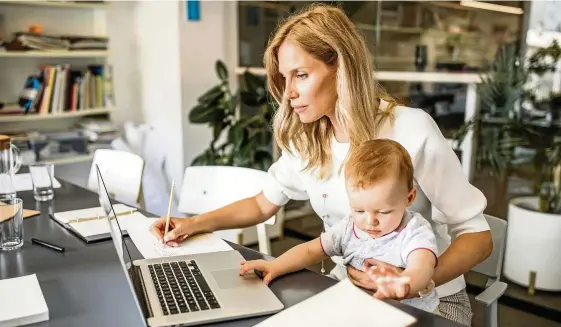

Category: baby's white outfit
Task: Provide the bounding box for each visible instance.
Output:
[320,210,440,313]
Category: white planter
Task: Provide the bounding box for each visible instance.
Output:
[503,196,561,291]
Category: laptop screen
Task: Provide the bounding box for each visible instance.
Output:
[95,165,146,322]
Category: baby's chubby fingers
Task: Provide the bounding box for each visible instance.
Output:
[239,260,268,276]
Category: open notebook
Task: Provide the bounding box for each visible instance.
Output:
[51,204,148,243]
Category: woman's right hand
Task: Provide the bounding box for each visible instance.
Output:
[150,216,201,247]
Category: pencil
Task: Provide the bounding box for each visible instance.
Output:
[163,180,176,246]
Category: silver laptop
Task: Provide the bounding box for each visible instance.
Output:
[95,165,284,327]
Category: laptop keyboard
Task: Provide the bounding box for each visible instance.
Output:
[148,260,221,316]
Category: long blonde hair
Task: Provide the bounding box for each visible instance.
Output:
[264,4,397,179]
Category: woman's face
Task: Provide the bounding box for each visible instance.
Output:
[277,40,338,123]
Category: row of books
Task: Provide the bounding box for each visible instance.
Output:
[19,64,115,114]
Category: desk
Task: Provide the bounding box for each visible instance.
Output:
[0,179,461,327]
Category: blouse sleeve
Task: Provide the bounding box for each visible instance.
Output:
[412,111,490,236]
[262,150,309,206]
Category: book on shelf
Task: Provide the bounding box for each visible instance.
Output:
[15,64,115,115]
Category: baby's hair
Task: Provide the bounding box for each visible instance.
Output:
[344,139,413,191]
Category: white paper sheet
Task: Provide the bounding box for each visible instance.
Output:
[13,173,61,192]
[0,274,49,327]
[255,279,417,327]
[126,218,232,259]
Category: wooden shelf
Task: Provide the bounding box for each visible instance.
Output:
[0,50,107,58]
[0,108,114,122]
[0,1,108,9]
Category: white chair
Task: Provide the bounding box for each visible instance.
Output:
[178,166,277,255]
[470,214,509,327]
[87,149,145,206]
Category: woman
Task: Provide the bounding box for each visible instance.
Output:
[151,5,492,325]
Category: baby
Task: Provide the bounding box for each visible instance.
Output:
[240,139,439,313]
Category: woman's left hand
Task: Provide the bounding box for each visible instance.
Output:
[363,259,409,300]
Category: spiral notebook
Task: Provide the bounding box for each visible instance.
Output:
[51,204,148,243]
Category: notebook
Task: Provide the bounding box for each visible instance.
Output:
[0,274,49,327]
[255,279,416,327]
[51,204,147,243]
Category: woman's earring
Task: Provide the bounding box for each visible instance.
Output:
[321,261,325,274]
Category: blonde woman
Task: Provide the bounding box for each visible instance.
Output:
[151,5,492,325]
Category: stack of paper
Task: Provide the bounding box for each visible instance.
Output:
[256,279,417,327]
[0,274,49,327]
[126,218,232,259]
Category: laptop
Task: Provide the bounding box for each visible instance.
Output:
[95,165,284,327]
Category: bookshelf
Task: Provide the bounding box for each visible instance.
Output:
[0,50,107,58]
[0,0,113,165]
[0,107,113,122]
[0,1,109,9]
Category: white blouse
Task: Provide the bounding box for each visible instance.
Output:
[262,105,490,298]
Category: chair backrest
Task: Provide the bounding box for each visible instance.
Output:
[178,166,275,225]
[472,214,508,279]
[87,149,145,204]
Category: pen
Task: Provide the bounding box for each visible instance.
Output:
[31,238,65,253]
[163,180,176,247]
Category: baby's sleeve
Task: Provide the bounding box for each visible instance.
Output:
[319,216,352,257]
[400,214,439,267]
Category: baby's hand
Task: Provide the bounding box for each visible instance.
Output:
[239,260,281,286]
[367,264,411,300]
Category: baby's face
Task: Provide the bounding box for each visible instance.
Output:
[346,176,415,239]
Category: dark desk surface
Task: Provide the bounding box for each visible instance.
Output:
[0,179,461,327]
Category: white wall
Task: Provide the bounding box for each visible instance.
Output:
[106,1,142,125]
[134,0,185,187]
[178,1,238,168]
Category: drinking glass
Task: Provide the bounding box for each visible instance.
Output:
[29,163,55,201]
[0,198,24,250]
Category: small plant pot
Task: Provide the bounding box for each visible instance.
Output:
[503,196,561,291]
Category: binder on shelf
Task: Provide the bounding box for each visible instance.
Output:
[50,203,147,243]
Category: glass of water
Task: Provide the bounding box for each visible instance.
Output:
[29,162,55,201]
[0,198,24,250]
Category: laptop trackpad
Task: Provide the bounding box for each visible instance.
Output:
[211,269,258,289]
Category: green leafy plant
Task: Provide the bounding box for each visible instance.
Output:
[188,61,275,171]
[454,43,561,215]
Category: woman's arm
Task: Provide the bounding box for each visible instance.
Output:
[433,231,492,286]
[412,111,492,285]
[151,192,279,244]
[152,151,308,245]
[195,192,280,233]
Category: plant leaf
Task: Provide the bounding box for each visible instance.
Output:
[216,60,229,82]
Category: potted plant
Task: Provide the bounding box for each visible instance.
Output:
[188,60,275,171]
[455,42,561,291]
